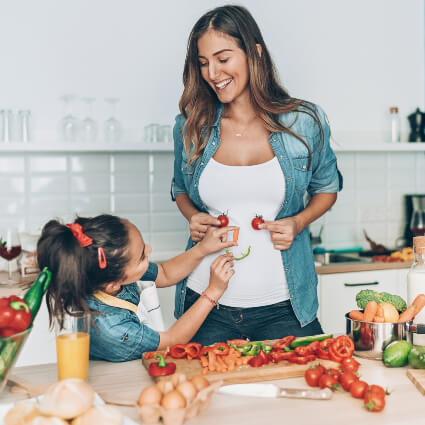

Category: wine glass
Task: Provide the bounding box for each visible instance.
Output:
[59,95,79,143]
[0,228,22,284]
[104,98,122,143]
[79,97,98,143]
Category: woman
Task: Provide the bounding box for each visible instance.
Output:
[171,5,342,345]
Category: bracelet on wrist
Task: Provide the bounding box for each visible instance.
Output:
[201,291,219,310]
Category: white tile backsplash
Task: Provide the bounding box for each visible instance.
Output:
[0,150,423,256]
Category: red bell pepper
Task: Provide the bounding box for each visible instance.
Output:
[248,349,271,368]
[211,342,230,356]
[185,342,202,359]
[169,344,187,359]
[0,296,32,338]
[148,354,176,377]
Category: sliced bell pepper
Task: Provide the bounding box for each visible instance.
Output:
[0,296,32,338]
[144,350,169,360]
[169,343,187,359]
[148,354,176,377]
[185,342,202,359]
[212,342,230,356]
[273,335,295,350]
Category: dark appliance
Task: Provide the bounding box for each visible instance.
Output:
[407,108,425,142]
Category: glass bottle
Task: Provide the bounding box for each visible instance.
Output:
[407,236,425,326]
[389,106,401,143]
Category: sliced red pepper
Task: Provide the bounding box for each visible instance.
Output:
[227,339,249,347]
[270,351,296,363]
[332,335,355,358]
[144,350,168,360]
[169,344,187,359]
[185,342,202,359]
[212,342,230,356]
[328,344,343,362]
[248,354,264,367]
[148,354,176,377]
[306,340,320,354]
[292,354,316,365]
[257,349,270,365]
[317,337,335,357]
[273,335,295,350]
[294,346,311,356]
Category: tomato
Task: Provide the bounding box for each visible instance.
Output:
[315,364,327,376]
[350,380,368,399]
[364,391,386,412]
[304,366,325,387]
[328,368,341,381]
[319,374,338,391]
[367,385,387,398]
[251,215,264,230]
[341,356,360,373]
[339,371,358,392]
[217,213,229,227]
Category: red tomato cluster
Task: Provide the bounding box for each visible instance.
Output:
[304,357,387,412]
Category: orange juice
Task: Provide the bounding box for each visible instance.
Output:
[56,332,90,380]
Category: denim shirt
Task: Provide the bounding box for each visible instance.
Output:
[171,102,343,327]
[86,262,160,362]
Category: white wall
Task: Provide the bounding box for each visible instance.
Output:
[0,0,423,142]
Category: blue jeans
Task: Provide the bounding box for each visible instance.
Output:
[184,288,323,345]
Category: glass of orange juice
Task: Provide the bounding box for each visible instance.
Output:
[56,312,90,380]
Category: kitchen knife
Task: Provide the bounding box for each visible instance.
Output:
[218,383,332,400]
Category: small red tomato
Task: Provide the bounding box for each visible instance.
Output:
[328,368,341,381]
[217,213,229,228]
[367,385,387,397]
[318,374,338,391]
[341,356,359,373]
[251,215,264,230]
[364,391,386,412]
[350,380,368,399]
[339,371,358,392]
[304,366,325,387]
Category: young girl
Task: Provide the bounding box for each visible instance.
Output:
[36,214,237,362]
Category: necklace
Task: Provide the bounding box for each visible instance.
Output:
[227,115,258,137]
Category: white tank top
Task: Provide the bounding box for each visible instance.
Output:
[187,156,289,307]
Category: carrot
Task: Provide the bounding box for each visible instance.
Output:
[208,351,216,372]
[202,367,209,375]
[398,304,417,323]
[412,294,425,317]
[364,300,379,322]
[233,228,240,243]
[349,310,364,321]
[373,316,385,323]
[200,355,208,368]
[216,355,227,372]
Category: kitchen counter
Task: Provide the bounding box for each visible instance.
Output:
[2,357,424,424]
[316,261,412,274]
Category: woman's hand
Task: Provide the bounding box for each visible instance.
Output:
[198,226,238,256]
[258,217,301,250]
[189,212,221,242]
[206,253,235,300]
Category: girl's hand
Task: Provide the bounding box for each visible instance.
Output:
[198,226,238,256]
[189,212,221,242]
[258,217,300,250]
[206,253,235,299]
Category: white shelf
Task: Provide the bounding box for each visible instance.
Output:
[0,142,174,153]
[332,143,425,152]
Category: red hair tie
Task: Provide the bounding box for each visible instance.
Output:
[66,223,93,247]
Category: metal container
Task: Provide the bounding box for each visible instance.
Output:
[345,313,412,360]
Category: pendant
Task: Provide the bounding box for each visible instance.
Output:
[235,133,242,137]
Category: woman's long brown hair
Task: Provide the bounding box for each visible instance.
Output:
[179,5,323,169]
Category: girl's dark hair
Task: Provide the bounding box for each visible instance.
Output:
[37,214,130,328]
[180,4,323,169]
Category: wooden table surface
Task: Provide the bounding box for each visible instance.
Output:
[1,357,424,424]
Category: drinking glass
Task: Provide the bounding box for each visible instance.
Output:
[79,97,98,143]
[18,110,31,143]
[59,95,79,142]
[410,210,425,236]
[0,228,22,284]
[104,97,122,143]
[56,312,90,380]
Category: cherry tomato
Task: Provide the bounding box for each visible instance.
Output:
[367,385,387,398]
[339,371,359,392]
[364,391,386,412]
[304,366,325,387]
[319,374,338,391]
[328,368,341,381]
[251,215,264,230]
[217,213,229,227]
[341,356,360,373]
[350,380,368,399]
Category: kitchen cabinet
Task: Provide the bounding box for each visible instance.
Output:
[317,268,409,335]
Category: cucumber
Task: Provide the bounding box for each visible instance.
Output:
[408,346,425,369]
[383,340,412,367]
[289,333,333,348]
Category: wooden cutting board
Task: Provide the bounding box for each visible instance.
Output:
[143,340,339,385]
[407,369,425,395]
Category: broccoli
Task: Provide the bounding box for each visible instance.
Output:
[355,289,407,313]
[355,289,382,310]
[380,292,407,313]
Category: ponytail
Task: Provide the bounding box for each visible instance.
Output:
[37,215,129,329]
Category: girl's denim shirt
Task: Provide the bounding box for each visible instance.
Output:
[86,262,160,362]
[171,102,343,327]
